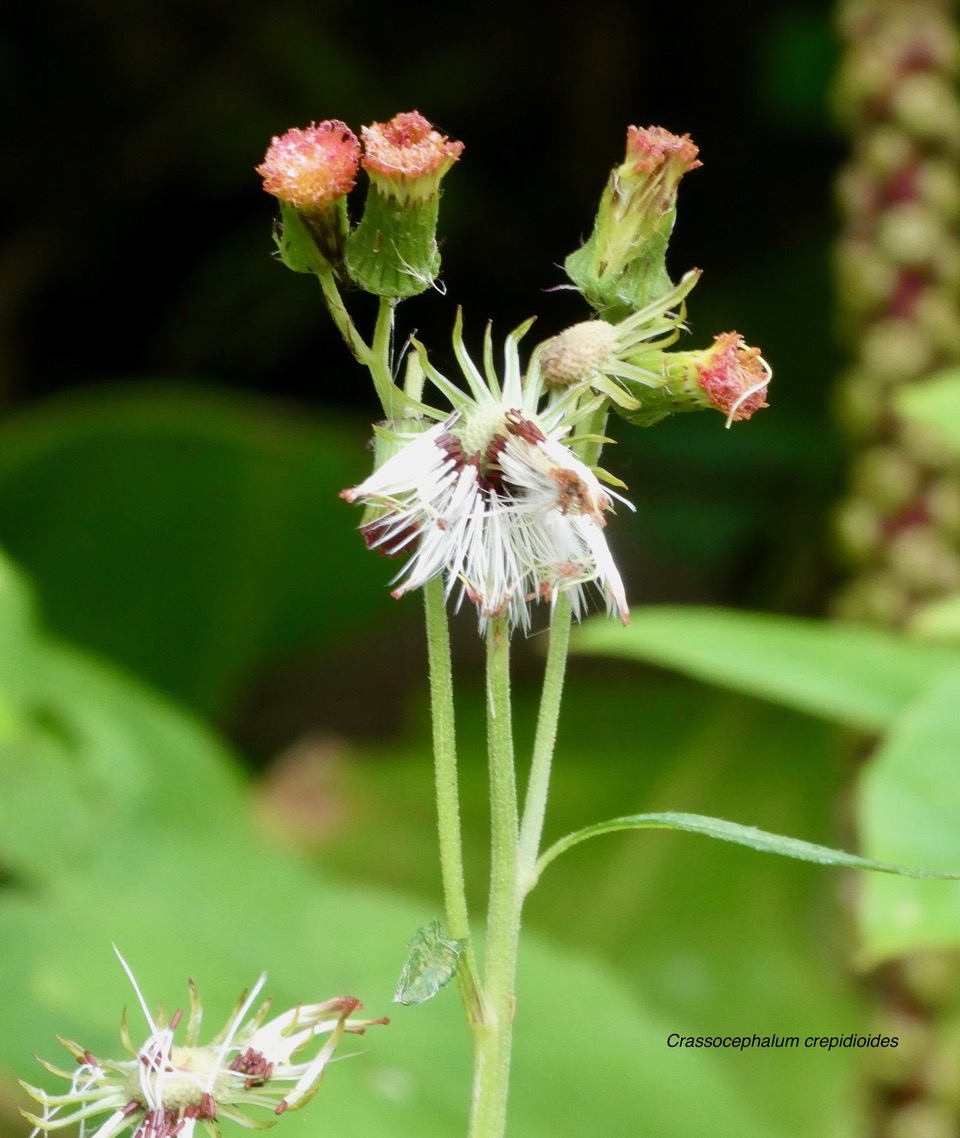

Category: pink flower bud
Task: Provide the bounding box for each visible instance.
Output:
[257,120,360,214]
[624,125,702,176]
[565,124,701,318]
[360,111,464,203]
[695,332,771,422]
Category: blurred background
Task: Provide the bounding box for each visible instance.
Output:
[2,1,949,1136]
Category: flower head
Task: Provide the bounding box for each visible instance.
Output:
[257,121,361,278]
[256,121,360,214]
[341,319,629,632]
[623,126,701,197]
[360,111,464,204]
[21,953,387,1138]
[565,124,701,319]
[345,111,463,298]
[537,273,770,428]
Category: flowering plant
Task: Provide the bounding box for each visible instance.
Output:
[22,109,951,1138]
[257,109,771,1137]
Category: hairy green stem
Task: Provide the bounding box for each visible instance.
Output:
[517,592,573,895]
[469,619,520,1138]
[317,275,400,418]
[317,269,371,365]
[423,577,484,1023]
[371,297,400,418]
[469,397,609,1134]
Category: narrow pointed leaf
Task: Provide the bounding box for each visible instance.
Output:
[533,811,960,888]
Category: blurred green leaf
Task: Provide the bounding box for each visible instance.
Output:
[0,552,781,1137]
[572,606,958,729]
[894,368,960,453]
[0,384,400,719]
[858,670,960,964]
[534,810,958,886]
[907,592,960,645]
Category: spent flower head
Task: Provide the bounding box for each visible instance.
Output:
[21,953,387,1138]
[688,332,772,423]
[633,331,772,427]
[341,318,630,633]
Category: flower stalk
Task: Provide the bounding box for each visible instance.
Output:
[253,112,771,1138]
[470,618,520,1138]
[424,575,484,1025]
[518,592,573,897]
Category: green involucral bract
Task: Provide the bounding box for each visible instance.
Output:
[345,188,442,299]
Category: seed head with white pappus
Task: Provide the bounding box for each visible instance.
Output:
[20,953,387,1138]
[341,316,631,633]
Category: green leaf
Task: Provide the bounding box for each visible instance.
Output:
[0,384,400,718]
[908,591,960,645]
[572,606,957,729]
[324,680,869,1135]
[0,554,781,1137]
[859,670,960,964]
[394,920,465,1006]
[533,811,958,888]
[894,368,960,453]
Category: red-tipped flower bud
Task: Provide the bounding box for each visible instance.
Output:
[565,125,701,319]
[257,121,360,213]
[631,331,770,426]
[361,111,464,204]
[623,126,701,194]
[345,111,463,299]
[694,332,771,422]
[257,120,360,277]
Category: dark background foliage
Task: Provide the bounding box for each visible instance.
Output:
[0,0,844,733]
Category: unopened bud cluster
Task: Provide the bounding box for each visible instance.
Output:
[833,0,960,628]
[258,113,771,631]
[258,110,462,297]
